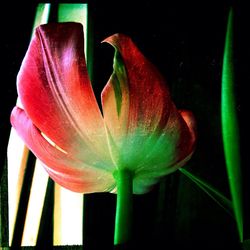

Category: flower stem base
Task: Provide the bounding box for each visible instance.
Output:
[114,169,133,245]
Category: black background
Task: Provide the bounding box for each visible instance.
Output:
[0,1,248,249]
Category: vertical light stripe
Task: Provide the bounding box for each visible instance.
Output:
[31,3,51,37]
[7,130,29,245]
[21,161,49,246]
[53,3,88,246]
[7,3,51,246]
[58,4,88,56]
[53,185,83,245]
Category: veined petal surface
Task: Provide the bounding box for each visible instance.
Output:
[102,34,196,193]
[11,107,115,193]
[17,22,113,170]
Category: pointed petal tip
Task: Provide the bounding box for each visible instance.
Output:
[102,33,122,42]
[102,33,131,48]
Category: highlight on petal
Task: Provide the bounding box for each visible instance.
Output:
[179,110,196,144]
[10,107,115,193]
[101,51,129,142]
[17,22,113,169]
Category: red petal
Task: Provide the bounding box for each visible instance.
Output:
[10,107,115,193]
[101,34,196,171]
[102,34,171,136]
[17,22,110,163]
[45,167,114,193]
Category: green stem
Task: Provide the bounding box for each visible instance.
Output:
[114,169,133,245]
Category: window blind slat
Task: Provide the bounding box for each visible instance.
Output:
[10,151,36,247]
[7,129,29,245]
[21,161,49,246]
[0,159,9,247]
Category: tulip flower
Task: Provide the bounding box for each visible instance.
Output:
[10,22,196,244]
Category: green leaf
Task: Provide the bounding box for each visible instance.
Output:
[221,7,243,242]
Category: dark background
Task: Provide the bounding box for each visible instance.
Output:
[0,1,248,249]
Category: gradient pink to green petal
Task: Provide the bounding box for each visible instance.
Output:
[11,22,196,194]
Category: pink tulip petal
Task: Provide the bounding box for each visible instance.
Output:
[11,107,115,193]
[45,167,114,193]
[102,34,171,137]
[17,22,111,165]
[162,105,196,164]
[101,34,196,178]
